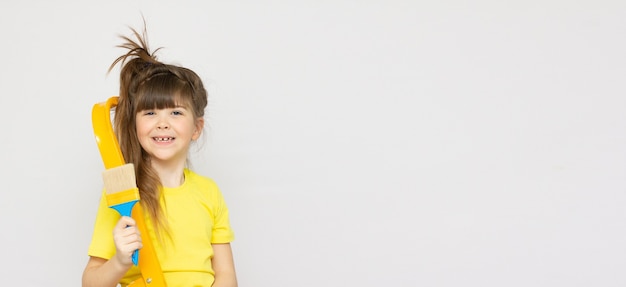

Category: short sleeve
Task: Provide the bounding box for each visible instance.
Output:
[87,190,120,259]
[210,184,235,244]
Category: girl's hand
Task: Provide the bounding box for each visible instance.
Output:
[112,216,142,267]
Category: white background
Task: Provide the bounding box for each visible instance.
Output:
[1,1,625,286]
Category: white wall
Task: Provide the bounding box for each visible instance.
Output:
[0,1,625,286]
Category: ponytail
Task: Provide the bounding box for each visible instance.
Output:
[108,24,174,238]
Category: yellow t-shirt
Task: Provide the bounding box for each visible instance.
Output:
[87,169,235,287]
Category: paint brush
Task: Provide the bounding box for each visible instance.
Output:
[102,163,140,266]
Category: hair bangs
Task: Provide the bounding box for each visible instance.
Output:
[134,74,194,112]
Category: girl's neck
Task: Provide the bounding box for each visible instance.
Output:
[151,160,186,188]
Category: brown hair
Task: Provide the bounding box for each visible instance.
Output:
[108,24,208,235]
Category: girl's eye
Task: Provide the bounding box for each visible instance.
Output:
[144,111,155,116]
[172,110,183,116]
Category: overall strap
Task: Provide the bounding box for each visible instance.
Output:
[92,97,167,287]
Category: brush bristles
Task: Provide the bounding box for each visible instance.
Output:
[102,163,138,194]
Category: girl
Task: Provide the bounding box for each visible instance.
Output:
[82,25,237,287]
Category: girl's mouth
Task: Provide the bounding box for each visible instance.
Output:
[154,137,174,142]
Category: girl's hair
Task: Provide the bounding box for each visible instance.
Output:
[108,25,208,235]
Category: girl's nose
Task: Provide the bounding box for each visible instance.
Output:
[157,117,170,129]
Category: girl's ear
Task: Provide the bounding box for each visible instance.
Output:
[192,117,204,140]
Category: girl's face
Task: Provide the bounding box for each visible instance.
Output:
[135,104,203,166]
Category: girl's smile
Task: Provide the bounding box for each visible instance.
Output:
[154,137,175,142]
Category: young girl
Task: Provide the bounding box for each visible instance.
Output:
[82,26,237,287]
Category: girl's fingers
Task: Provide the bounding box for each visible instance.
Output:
[116,216,136,228]
[113,216,143,259]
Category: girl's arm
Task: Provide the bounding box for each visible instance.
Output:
[211,243,238,287]
[82,256,128,287]
[82,216,142,287]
